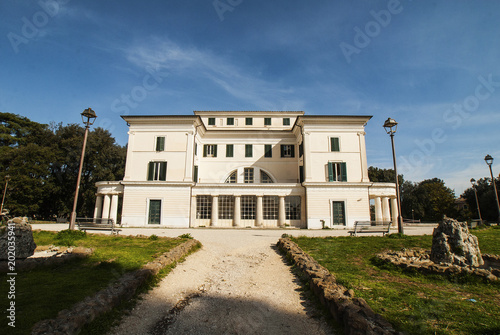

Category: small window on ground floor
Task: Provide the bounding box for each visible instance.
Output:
[263,196,278,220]
[218,196,234,220]
[241,195,256,220]
[196,195,212,219]
[285,196,301,220]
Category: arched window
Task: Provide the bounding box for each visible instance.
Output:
[225,170,237,183]
[261,170,274,183]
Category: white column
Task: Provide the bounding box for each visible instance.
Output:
[190,195,197,227]
[94,195,103,219]
[303,132,312,182]
[184,131,194,182]
[374,197,382,223]
[256,196,263,227]
[391,197,399,227]
[233,196,241,227]
[382,197,391,223]
[279,196,286,227]
[109,194,119,224]
[101,195,111,220]
[211,195,219,227]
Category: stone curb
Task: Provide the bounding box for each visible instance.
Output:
[375,249,499,281]
[31,238,201,335]
[277,237,402,335]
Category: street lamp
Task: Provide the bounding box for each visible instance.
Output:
[1,175,11,216]
[69,108,97,230]
[383,117,404,234]
[470,178,483,225]
[484,154,500,223]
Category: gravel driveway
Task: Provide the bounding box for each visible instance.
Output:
[108,230,336,335]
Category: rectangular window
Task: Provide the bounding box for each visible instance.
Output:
[263,196,279,220]
[203,144,217,157]
[196,195,212,219]
[147,162,167,181]
[226,144,234,157]
[208,118,215,125]
[148,200,161,225]
[331,137,340,152]
[283,118,290,126]
[218,196,234,220]
[280,144,295,158]
[245,117,253,125]
[244,168,254,183]
[264,117,271,126]
[156,136,165,151]
[327,162,347,182]
[193,165,198,183]
[227,117,234,125]
[285,196,301,220]
[241,196,256,220]
[299,166,304,183]
[245,144,253,157]
[264,144,272,158]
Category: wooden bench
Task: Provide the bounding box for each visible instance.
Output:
[76,218,122,235]
[348,221,391,237]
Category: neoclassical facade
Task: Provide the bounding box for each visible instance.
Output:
[94,111,398,229]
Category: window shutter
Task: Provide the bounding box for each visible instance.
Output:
[159,162,167,180]
[147,162,154,181]
[290,145,295,158]
[327,162,334,182]
[226,144,233,157]
[280,145,285,157]
[331,137,340,152]
[203,144,207,157]
[341,162,347,182]
[245,144,252,157]
[156,137,165,151]
[213,145,217,157]
[299,143,303,157]
[193,165,198,182]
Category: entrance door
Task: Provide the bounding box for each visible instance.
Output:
[148,200,161,225]
[332,201,345,226]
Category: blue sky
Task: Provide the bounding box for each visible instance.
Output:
[1,0,500,195]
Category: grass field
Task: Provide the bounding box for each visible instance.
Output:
[0,230,196,335]
[292,226,500,335]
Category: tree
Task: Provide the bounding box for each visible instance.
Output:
[0,113,55,216]
[0,113,126,219]
[462,177,500,222]
[368,166,404,185]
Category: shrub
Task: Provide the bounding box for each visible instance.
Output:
[148,234,159,240]
[179,233,193,239]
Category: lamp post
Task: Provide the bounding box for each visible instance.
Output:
[69,108,97,230]
[484,154,500,223]
[1,175,11,216]
[383,117,404,234]
[470,178,483,225]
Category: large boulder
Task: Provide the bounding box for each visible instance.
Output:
[0,218,37,260]
[430,217,483,267]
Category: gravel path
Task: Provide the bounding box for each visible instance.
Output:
[108,230,335,335]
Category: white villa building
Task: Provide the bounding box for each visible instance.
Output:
[94,111,398,229]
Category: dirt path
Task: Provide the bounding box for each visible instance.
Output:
[108,230,335,335]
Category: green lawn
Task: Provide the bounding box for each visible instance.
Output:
[0,230,196,335]
[292,226,500,335]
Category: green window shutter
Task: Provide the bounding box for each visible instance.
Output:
[283,118,290,126]
[193,165,198,182]
[156,137,165,151]
[213,145,217,157]
[265,144,272,157]
[327,162,334,182]
[159,162,167,181]
[147,162,154,181]
[227,118,234,125]
[331,137,340,152]
[226,144,233,157]
[208,118,215,125]
[245,144,252,157]
[341,162,347,182]
[264,118,271,126]
[290,145,295,158]
[246,118,253,125]
[203,145,207,157]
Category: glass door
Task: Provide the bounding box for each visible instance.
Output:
[148,200,161,225]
